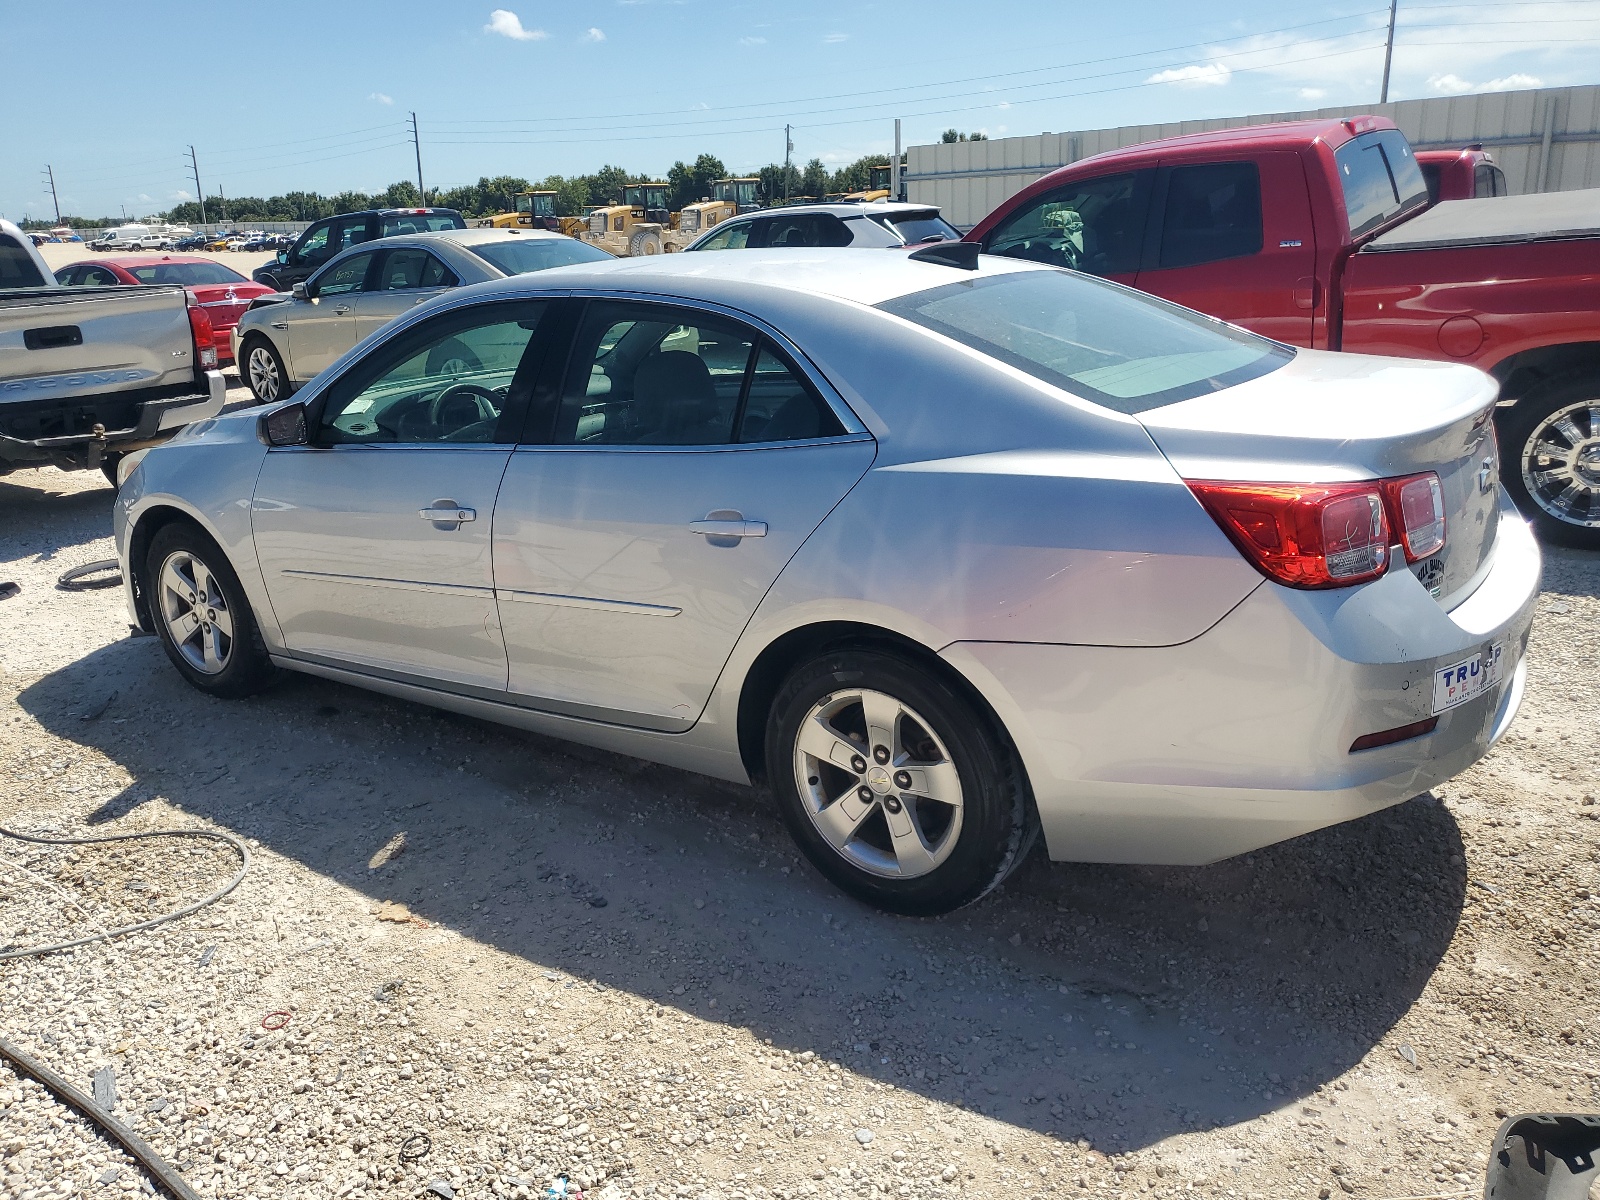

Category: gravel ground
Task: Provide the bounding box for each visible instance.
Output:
[1,446,1598,1200]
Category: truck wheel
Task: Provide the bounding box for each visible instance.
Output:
[628,230,663,257]
[765,648,1039,916]
[145,521,276,699]
[243,337,288,405]
[1499,371,1600,548]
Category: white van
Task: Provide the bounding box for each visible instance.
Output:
[90,225,151,251]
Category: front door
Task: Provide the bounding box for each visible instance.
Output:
[353,247,457,342]
[253,299,551,691]
[492,299,875,729]
[285,248,374,381]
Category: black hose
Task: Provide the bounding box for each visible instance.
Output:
[57,559,122,590]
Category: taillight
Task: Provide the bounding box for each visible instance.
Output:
[1381,472,1445,561]
[1188,480,1390,588]
[187,303,217,370]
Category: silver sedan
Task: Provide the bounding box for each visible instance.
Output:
[115,247,1539,915]
[233,228,611,404]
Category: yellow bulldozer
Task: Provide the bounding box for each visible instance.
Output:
[580,182,678,256]
[484,191,588,238]
[830,164,896,203]
[666,178,764,249]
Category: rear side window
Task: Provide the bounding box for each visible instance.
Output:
[1475,163,1508,197]
[984,171,1153,276]
[381,213,466,236]
[760,214,853,248]
[878,211,961,245]
[879,268,1291,415]
[1157,162,1263,269]
[0,236,46,288]
[377,249,456,290]
[1336,130,1429,238]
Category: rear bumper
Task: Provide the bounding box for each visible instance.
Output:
[0,371,226,468]
[943,497,1541,865]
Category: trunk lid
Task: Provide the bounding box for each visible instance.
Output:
[1136,348,1502,607]
[188,281,273,336]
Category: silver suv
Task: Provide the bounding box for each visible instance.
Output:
[684,201,959,252]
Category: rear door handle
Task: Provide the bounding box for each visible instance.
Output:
[332,304,352,316]
[690,518,767,539]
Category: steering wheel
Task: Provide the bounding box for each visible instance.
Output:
[427,384,500,435]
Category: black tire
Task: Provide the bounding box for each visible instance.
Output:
[426,340,481,377]
[145,521,276,699]
[1497,371,1600,549]
[253,271,279,291]
[765,649,1039,916]
[242,335,288,406]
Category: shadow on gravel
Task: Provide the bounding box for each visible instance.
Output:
[20,636,1468,1155]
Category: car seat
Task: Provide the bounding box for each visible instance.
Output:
[629,351,724,444]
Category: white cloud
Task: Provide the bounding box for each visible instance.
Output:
[1484,73,1542,91]
[484,9,547,40]
[822,32,848,43]
[739,35,766,45]
[583,27,605,41]
[1146,62,1232,87]
[172,190,193,202]
[137,193,153,203]
[1297,87,1328,101]
[1427,72,1474,94]
[370,92,394,105]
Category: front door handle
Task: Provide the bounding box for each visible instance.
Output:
[419,500,476,529]
[690,510,766,543]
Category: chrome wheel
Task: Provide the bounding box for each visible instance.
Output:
[247,344,281,403]
[157,550,234,675]
[1521,399,1600,528]
[792,688,964,880]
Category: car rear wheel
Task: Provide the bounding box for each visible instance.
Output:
[146,522,276,699]
[765,649,1038,916]
[1500,371,1600,549]
[243,337,288,405]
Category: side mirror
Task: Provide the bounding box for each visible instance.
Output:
[256,401,308,448]
[1484,1114,1600,1199]
[291,282,309,301]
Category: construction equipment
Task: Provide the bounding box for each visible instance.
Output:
[485,191,588,238]
[831,164,895,203]
[667,178,765,249]
[581,182,675,256]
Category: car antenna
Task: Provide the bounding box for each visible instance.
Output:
[906,241,980,270]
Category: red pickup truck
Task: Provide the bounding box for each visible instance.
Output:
[965,116,1600,546]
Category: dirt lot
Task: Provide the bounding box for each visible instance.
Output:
[1,461,1597,1200]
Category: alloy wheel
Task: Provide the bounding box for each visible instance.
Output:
[792,688,964,879]
[1520,399,1600,529]
[247,345,280,403]
[157,550,234,675]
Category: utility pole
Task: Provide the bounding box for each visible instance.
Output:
[783,124,793,201]
[187,146,207,226]
[892,119,902,202]
[217,186,226,224]
[1380,0,1399,103]
[410,112,426,204]
[43,166,62,224]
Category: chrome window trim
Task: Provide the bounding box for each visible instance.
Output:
[511,434,874,456]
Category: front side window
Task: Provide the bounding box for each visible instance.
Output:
[0,236,46,288]
[879,268,1292,415]
[1157,162,1263,269]
[79,266,122,286]
[316,302,546,446]
[984,171,1152,276]
[294,223,332,265]
[551,302,842,446]
[1336,129,1429,238]
[314,251,375,297]
[377,249,456,291]
[694,222,751,251]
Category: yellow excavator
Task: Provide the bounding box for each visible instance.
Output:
[667,178,764,249]
[485,191,588,238]
[580,182,678,256]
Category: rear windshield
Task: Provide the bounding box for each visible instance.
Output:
[878,211,961,245]
[381,212,466,236]
[0,236,46,288]
[469,237,613,276]
[127,262,247,286]
[1336,130,1430,238]
[878,268,1291,414]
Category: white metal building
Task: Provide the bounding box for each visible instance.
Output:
[907,84,1600,229]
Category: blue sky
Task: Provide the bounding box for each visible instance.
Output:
[3,0,1597,220]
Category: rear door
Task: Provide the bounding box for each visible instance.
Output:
[1134,155,1317,347]
[284,249,375,380]
[353,247,458,341]
[491,298,875,729]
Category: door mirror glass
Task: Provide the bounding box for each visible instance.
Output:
[291,282,309,301]
[276,251,288,265]
[257,401,308,447]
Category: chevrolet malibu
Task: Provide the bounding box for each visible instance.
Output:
[114,247,1539,915]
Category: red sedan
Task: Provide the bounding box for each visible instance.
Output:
[53,255,274,368]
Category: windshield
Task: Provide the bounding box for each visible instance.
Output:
[470,237,613,276]
[880,211,960,244]
[1336,129,1430,238]
[128,262,248,286]
[879,268,1292,414]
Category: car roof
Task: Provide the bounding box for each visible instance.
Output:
[455,246,1046,309]
[1055,116,1386,176]
[736,201,943,220]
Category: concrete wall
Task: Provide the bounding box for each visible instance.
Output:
[907,84,1600,229]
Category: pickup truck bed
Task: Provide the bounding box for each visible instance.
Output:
[1361,189,1600,252]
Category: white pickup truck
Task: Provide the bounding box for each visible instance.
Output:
[1,219,226,484]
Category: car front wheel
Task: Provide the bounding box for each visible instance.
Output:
[765,649,1038,916]
[243,337,288,405]
[146,521,276,699]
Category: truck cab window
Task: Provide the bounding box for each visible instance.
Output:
[1157,162,1263,269]
[984,171,1152,276]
